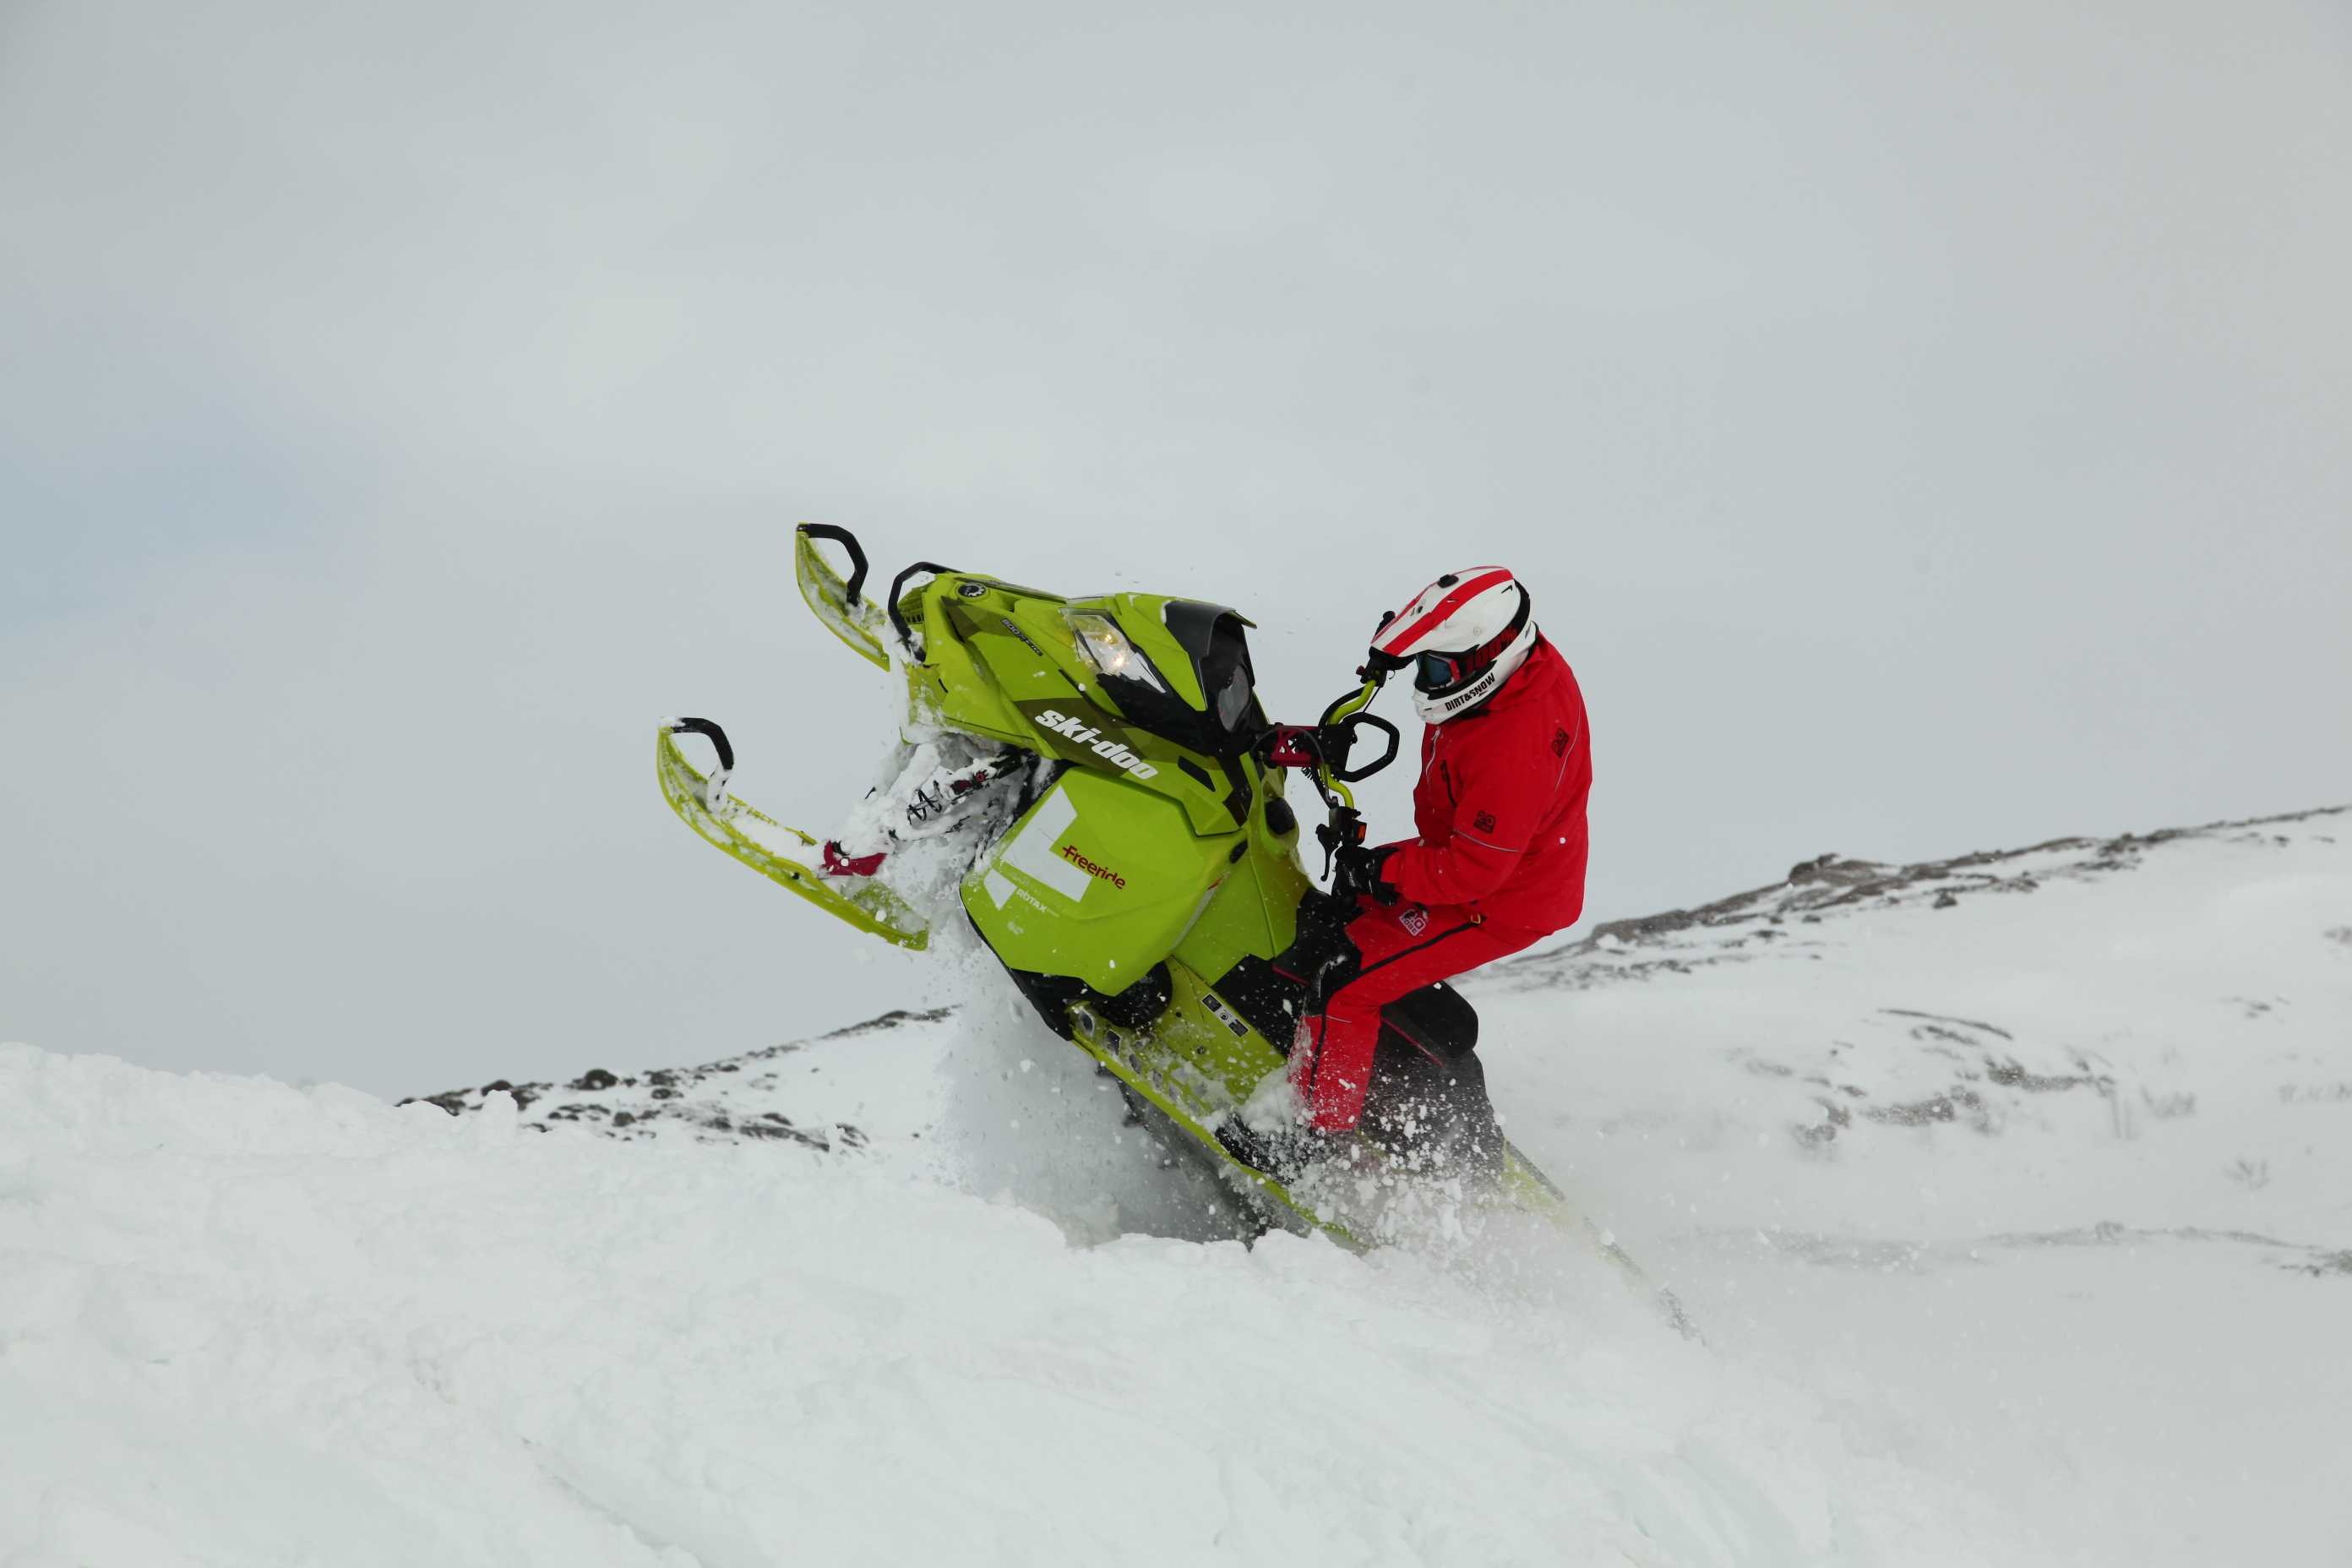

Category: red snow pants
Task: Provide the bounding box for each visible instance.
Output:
[1288,898,1544,1131]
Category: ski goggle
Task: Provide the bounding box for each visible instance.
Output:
[1414,648,1485,692]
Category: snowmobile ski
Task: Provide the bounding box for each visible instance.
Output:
[656,718,928,950]
[794,522,892,669]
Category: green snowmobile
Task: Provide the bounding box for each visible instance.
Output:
[656,525,1687,1323]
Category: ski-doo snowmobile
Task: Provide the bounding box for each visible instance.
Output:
[656,525,1688,1324]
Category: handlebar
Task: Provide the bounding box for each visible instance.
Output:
[1260,672,1402,879]
[1330,713,1399,782]
[1255,710,1399,785]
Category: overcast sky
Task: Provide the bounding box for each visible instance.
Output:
[4,0,2349,1099]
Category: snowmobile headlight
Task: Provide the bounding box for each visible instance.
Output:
[1064,612,1165,692]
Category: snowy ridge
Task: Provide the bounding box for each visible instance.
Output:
[402,1007,961,1152]
[1458,803,2352,1565]
[1522,803,2350,976]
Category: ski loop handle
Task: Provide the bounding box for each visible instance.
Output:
[663,716,743,817]
[663,716,734,773]
[885,561,957,662]
[796,524,870,605]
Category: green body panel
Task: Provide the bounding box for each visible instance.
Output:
[656,727,928,950]
[793,527,890,669]
[1168,769,1309,982]
[901,576,1255,836]
[961,769,1241,994]
[901,580,1043,749]
[1172,840,1291,988]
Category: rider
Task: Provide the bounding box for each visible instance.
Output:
[1288,567,1591,1133]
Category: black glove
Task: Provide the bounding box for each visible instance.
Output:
[1331,843,1400,905]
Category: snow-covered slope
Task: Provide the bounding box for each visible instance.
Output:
[0,1040,2025,1567]
[1471,807,2352,1566]
[4,807,2347,1565]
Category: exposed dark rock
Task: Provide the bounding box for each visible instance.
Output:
[1501,803,2349,991]
[406,1006,938,1152]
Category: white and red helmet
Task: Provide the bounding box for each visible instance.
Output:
[1367,567,1537,722]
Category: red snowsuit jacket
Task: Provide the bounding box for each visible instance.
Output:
[1380,636,1591,935]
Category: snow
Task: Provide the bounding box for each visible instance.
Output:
[1477,809,2352,1565]
[4,807,2348,1564]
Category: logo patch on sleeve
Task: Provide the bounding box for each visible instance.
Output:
[1473,809,1497,833]
[1552,726,1571,757]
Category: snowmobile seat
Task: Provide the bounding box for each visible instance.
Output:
[1378,980,1478,1064]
